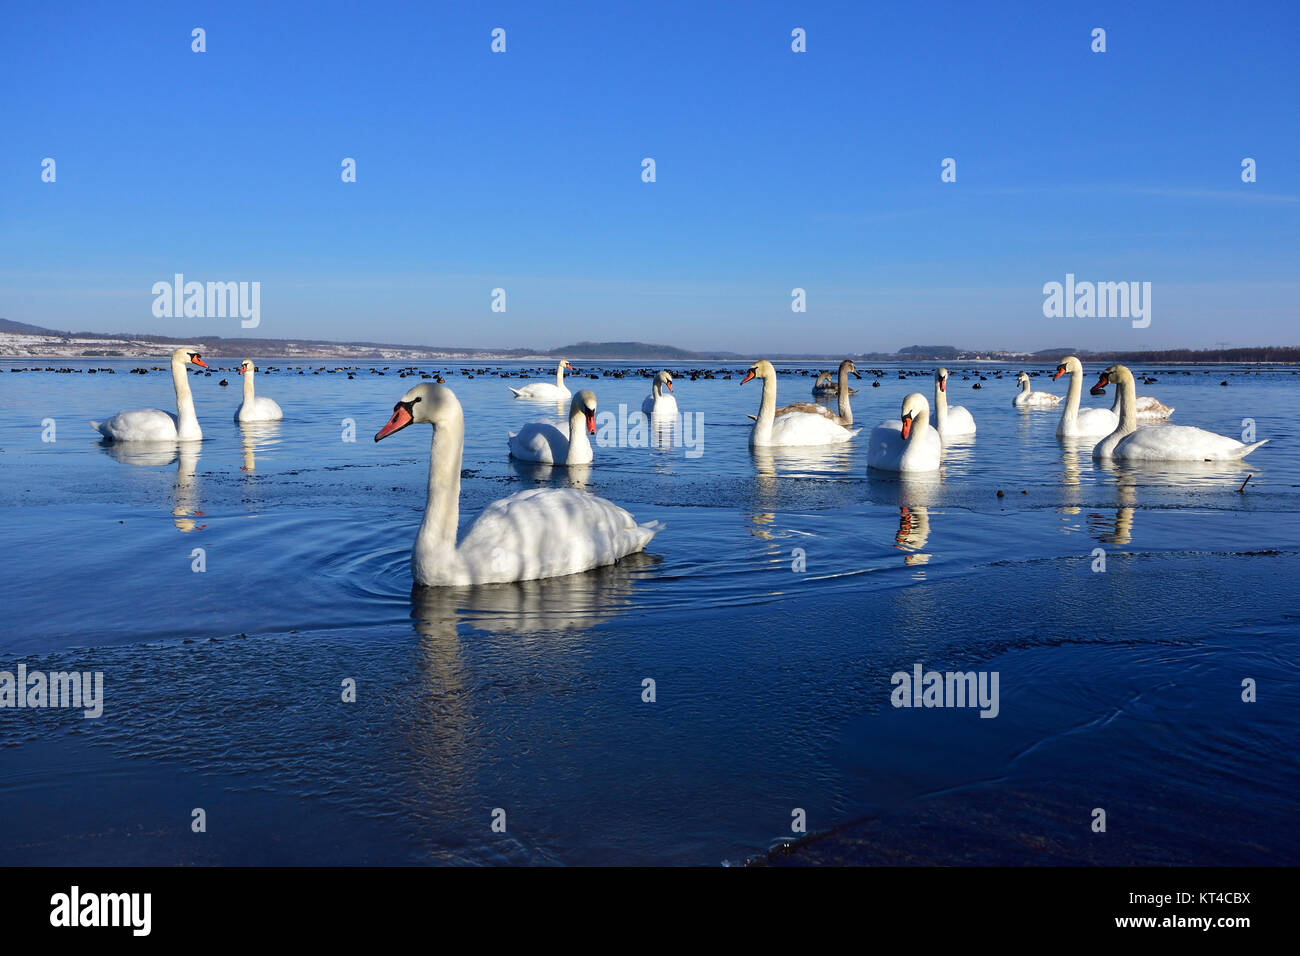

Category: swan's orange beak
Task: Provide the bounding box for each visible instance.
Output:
[237,365,245,375]
[938,377,946,393]
[1090,373,1109,396]
[1053,365,1067,381]
[190,355,209,369]
[375,404,413,441]
[564,361,574,371]
[665,380,673,392]
[740,370,755,385]
[901,415,913,440]
[585,411,596,435]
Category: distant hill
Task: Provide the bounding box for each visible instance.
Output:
[2,319,1297,363]
[551,341,744,360]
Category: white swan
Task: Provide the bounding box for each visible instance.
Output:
[1091,364,1268,461]
[742,359,859,446]
[751,359,861,426]
[91,346,208,441]
[1052,356,1117,438]
[868,393,942,472]
[1110,386,1174,421]
[641,371,677,418]
[375,383,661,586]
[234,360,284,423]
[933,367,976,440]
[508,360,573,400]
[1013,371,1061,407]
[508,390,598,465]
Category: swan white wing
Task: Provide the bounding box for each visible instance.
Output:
[509,382,571,400]
[1111,425,1267,462]
[940,405,977,437]
[1134,395,1174,420]
[868,422,941,472]
[455,488,662,584]
[643,393,678,418]
[1059,406,1118,438]
[507,422,570,464]
[92,408,180,442]
[766,410,858,446]
[236,396,284,422]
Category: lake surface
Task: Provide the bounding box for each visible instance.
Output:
[1,357,1297,864]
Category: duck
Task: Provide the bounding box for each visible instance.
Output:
[508,390,598,465]
[234,360,284,423]
[867,393,943,472]
[1052,356,1117,438]
[641,371,677,418]
[1090,364,1268,461]
[91,347,208,441]
[375,384,661,586]
[507,360,574,400]
[933,367,976,440]
[1013,371,1061,407]
[742,359,859,446]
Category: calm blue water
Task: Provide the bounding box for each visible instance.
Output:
[1,358,1297,864]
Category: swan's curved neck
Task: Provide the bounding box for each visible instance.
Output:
[837,367,853,425]
[1019,378,1030,394]
[1062,365,1083,422]
[933,378,947,426]
[417,416,465,557]
[910,407,930,439]
[567,406,592,464]
[651,378,662,400]
[1114,373,1137,435]
[752,373,777,443]
[242,365,255,404]
[172,356,199,437]
[555,362,567,389]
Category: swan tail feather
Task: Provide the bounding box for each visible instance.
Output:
[1236,439,1269,458]
[507,386,522,397]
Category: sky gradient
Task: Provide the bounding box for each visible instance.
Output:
[2,0,1297,353]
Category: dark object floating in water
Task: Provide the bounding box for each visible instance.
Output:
[219,379,228,387]
[1238,474,1252,493]
[996,489,1004,498]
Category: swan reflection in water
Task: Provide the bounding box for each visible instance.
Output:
[869,472,942,569]
[237,420,282,472]
[507,459,593,491]
[100,440,205,532]
[409,550,660,641]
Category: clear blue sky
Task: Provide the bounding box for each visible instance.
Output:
[2,0,1297,353]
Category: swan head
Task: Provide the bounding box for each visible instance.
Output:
[655,370,674,392]
[171,346,209,370]
[839,359,861,380]
[571,389,598,434]
[740,359,775,385]
[559,359,574,371]
[900,393,930,440]
[237,359,254,375]
[374,383,460,442]
[1053,355,1082,381]
[1016,371,1030,386]
[1090,363,1130,396]
[814,371,831,385]
[935,367,950,392]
